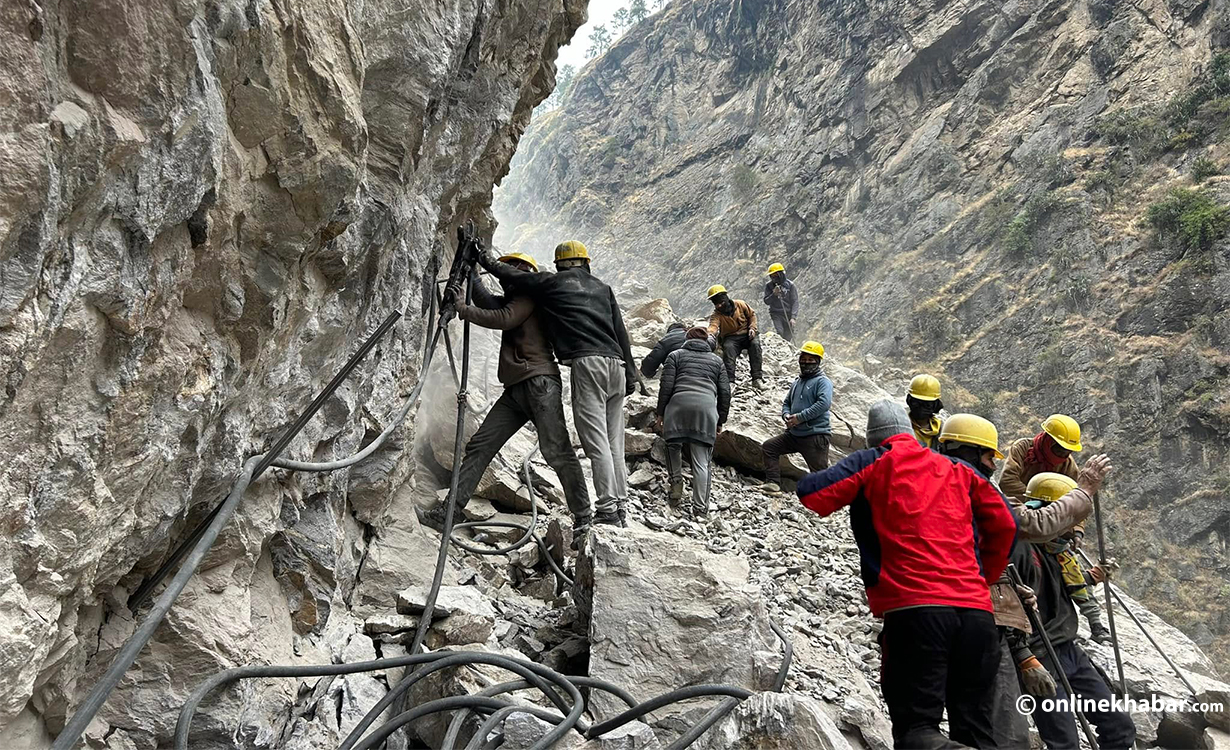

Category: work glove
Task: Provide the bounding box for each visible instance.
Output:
[1019,657,1057,698]
[477,248,500,270]
[1089,621,1112,644]
[1090,560,1118,584]
[1070,529,1085,550]
[1014,584,1039,613]
[1077,453,1113,496]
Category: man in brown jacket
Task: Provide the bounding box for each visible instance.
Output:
[1002,414,1109,643]
[706,285,765,388]
[420,254,592,535]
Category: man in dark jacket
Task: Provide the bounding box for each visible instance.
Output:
[796,402,1018,749]
[1010,479,1135,750]
[761,341,832,492]
[763,263,799,342]
[654,327,730,517]
[480,241,637,527]
[421,255,592,534]
[641,322,687,378]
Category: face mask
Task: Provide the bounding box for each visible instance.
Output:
[800,362,821,376]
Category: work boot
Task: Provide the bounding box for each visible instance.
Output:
[416,503,451,533]
[761,481,781,494]
[753,378,767,390]
[617,505,629,528]
[668,480,684,508]
[1089,621,1112,644]
[594,508,621,527]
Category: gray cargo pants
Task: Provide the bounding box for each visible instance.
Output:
[666,440,714,515]
[452,375,590,520]
[569,356,627,516]
[992,631,1030,750]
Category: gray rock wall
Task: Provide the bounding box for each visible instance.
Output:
[0,0,583,744]
[494,0,1230,673]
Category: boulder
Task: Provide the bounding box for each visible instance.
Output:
[696,693,854,750]
[629,299,678,324]
[580,721,662,749]
[396,585,497,621]
[1202,688,1230,731]
[713,411,809,479]
[353,522,463,616]
[576,526,780,720]
[498,712,588,749]
[1206,727,1230,750]
[625,429,657,457]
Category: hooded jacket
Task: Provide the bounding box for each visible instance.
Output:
[641,324,687,377]
[459,271,559,386]
[796,433,1018,616]
[782,371,832,437]
[763,278,800,318]
[707,300,757,340]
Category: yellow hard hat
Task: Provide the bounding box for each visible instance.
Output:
[498,252,539,271]
[707,284,728,299]
[798,341,825,358]
[768,263,785,275]
[554,240,589,262]
[1025,472,1079,504]
[908,374,942,401]
[1042,414,1083,452]
[938,413,1005,460]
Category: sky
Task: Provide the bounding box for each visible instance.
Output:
[556,0,652,70]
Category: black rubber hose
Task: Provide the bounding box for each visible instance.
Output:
[666,697,742,750]
[441,673,640,749]
[768,619,794,692]
[348,654,584,750]
[338,650,572,750]
[56,310,402,750]
[584,685,754,740]
[177,651,582,750]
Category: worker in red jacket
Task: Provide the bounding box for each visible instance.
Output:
[796,400,1018,750]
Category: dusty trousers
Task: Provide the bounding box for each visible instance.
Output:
[666,439,714,514]
[570,355,627,515]
[720,333,763,382]
[451,375,591,519]
[770,312,794,342]
[762,432,829,485]
[880,606,1001,749]
[992,631,1030,749]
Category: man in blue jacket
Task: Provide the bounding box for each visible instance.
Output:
[761,341,832,492]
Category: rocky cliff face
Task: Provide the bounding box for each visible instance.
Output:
[0,0,582,745]
[495,0,1230,673]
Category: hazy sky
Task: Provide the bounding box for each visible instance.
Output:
[556,0,658,70]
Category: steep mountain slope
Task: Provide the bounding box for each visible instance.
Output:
[0,0,582,744]
[494,0,1230,673]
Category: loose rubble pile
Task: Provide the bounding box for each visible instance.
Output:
[392,296,1230,750]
